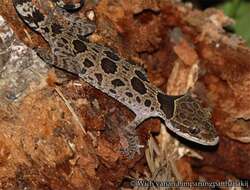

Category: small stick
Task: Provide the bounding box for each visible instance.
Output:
[55,87,86,135]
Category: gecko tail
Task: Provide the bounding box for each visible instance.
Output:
[13,0,85,35]
[13,0,48,34]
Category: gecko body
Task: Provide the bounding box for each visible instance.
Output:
[13,0,219,157]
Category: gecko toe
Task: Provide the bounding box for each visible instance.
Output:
[120,136,144,159]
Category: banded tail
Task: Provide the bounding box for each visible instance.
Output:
[12,0,84,35]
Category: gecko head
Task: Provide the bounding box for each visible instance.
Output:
[158,92,219,146]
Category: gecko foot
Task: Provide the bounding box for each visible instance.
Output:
[120,129,144,159]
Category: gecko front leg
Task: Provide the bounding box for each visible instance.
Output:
[34,47,53,65]
[120,117,145,159]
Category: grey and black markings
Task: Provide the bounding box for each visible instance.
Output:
[101,58,117,74]
[13,0,219,158]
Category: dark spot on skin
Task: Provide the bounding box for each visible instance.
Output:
[51,23,63,34]
[94,73,103,85]
[77,34,86,42]
[131,77,147,94]
[72,39,87,53]
[135,70,148,81]
[83,58,94,68]
[149,94,154,98]
[31,9,45,27]
[90,55,96,61]
[111,79,125,87]
[92,44,102,52]
[101,58,117,74]
[81,68,87,74]
[123,65,129,71]
[61,38,68,44]
[151,107,154,111]
[125,92,133,97]
[144,99,151,107]
[63,4,77,10]
[43,27,49,33]
[92,47,99,53]
[157,92,181,119]
[109,89,116,94]
[104,50,120,61]
[136,97,141,103]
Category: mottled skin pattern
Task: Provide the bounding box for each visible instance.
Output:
[13,0,219,158]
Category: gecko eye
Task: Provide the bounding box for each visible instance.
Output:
[188,126,200,134]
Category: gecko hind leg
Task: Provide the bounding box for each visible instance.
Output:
[120,117,145,159]
[33,47,53,65]
[53,6,96,37]
[34,46,80,75]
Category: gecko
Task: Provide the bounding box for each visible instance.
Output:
[12,0,219,158]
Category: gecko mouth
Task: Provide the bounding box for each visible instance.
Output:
[164,119,219,146]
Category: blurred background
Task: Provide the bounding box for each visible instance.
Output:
[184,0,250,46]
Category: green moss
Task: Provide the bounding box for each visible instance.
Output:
[218,0,250,46]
